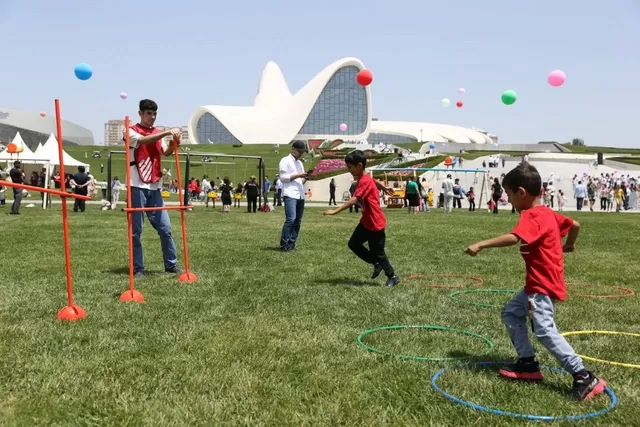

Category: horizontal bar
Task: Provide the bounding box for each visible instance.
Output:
[372,168,488,173]
[0,181,92,200]
[184,151,264,160]
[121,205,192,213]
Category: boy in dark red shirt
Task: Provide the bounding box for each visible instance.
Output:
[323,150,400,287]
[464,162,606,401]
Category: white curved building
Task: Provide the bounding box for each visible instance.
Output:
[188,57,495,145]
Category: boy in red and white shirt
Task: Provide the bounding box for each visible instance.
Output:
[464,162,606,401]
[323,150,400,287]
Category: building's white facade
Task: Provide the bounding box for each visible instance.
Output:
[188,57,495,146]
[105,121,190,146]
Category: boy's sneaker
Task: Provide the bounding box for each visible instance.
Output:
[499,359,544,381]
[572,371,606,401]
[385,275,401,287]
[371,264,383,279]
[165,266,184,275]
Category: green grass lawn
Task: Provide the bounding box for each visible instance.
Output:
[1,207,639,426]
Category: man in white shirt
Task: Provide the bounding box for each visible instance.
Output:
[279,141,309,251]
[126,99,183,277]
[442,173,454,213]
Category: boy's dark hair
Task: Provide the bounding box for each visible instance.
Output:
[502,162,542,197]
[345,150,367,168]
[139,99,158,112]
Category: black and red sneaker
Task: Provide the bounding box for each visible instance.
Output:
[499,359,544,381]
[572,371,607,401]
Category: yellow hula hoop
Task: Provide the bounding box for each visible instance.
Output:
[561,330,640,369]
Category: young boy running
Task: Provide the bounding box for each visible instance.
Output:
[464,162,606,401]
[323,150,400,287]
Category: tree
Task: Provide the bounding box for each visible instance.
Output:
[571,138,585,146]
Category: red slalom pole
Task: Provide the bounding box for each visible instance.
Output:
[172,138,197,283]
[55,99,86,321]
[120,116,144,303]
[0,181,91,200]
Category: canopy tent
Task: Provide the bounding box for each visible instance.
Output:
[35,142,44,154]
[0,132,47,162]
[38,133,89,167]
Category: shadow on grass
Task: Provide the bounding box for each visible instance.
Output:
[105,266,163,276]
[313,277,381,287]
[443,350,572,398]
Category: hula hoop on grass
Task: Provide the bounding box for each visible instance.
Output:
[567,282,635,299]
[405,274,484,289]
[432,361,617,421]
[561,330,640,369]
[449,289,517,308]
[357,325,494,361]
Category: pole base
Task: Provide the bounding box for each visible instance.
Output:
[57,304,86,321]
[178,272,198,283]
[120,289,144,303]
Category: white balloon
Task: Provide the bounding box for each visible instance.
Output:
[441,98,450,107]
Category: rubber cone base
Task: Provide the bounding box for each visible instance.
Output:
[120,289,144,302]
[57,305,87,321]
[178,272,198,283]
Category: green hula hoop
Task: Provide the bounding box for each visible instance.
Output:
[357,325,495,361]
[449,289,517,309]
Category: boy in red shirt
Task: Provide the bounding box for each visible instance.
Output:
[323,150,400,287]
[464,163,606,401]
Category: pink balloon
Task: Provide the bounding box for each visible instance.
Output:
[548,70,566,87]
[120,92,128,99]
[339,123,348,131]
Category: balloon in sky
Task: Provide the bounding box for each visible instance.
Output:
[456,100,464,108]
[40,112,46,117]
[74,63,93,81]
[501,90,517,105]
[441,98,450,107]
[429,143,436,150]
[339,123,348,131]
[548,70,566,87]
[120,92,128,100]
[356,69,373,86]
[458,88,466,95]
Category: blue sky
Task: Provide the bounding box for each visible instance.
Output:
[1,0,638,147]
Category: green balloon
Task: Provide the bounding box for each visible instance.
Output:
[501,90,517,105]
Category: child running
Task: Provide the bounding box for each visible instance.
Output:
[323,150,400,287]
[464,162,606,401]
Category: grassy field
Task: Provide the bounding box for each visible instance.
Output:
[1,206,639,426]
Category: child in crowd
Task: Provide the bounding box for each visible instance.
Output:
[323,150,400,287]
[558,189,567,211]
[464,162,606,401]
[467,186,476,212]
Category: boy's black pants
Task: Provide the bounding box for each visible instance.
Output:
[348,223,394,277]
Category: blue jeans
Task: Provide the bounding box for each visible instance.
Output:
[130,187,178,273]
[502,290,584,374]
[280,196,305,249]
[11,188,22,214]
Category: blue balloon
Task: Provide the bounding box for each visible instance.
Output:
[74,63,93,81]
[429,143,436,149]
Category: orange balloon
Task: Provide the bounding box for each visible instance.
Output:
[40,112,46,117]
[6,143,17,153]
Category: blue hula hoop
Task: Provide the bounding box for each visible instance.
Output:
[431,361,617,422]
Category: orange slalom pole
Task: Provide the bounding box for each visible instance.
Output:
[122,205,191,213]
[0,181,91,200]
[54,99,86,321]
[120,116,144,303]
[172,137,197,283]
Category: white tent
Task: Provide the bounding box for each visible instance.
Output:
[38,133,89,167]
[35,142,44,154]
[0,132,46,162]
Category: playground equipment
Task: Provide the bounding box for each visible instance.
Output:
[118,117,197,304]
[0,99,92,321]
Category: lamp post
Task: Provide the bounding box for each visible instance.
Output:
[420,128,423,142]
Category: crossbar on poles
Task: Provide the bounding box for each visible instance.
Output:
[54,99,86,321]
[0,181,91,200]
[372,167,488,173]
[121,206,191,213]
[120,117,144,303]
[172,137,197,283]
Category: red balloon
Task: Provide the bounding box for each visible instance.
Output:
[356,69,373,86]
[6,143,17,153]
[456,101,464,108]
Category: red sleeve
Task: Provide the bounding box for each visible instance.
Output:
[554,212,575,237]
[511,211,543,244]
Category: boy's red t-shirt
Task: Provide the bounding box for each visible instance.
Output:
[354,173,386,231]
[511,206,575,301]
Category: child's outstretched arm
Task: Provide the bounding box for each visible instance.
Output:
[374,179,395,196]
[464,233,519,256]
[323,196,358,216]
[563,219,580,252]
